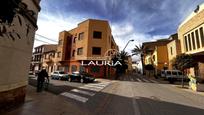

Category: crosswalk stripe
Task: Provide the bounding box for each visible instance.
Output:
[136,78,142,82]
[149,79,158,83]
[83,85,104,90]
[142,79,150,82]
[60,92,88,103]
[71,89,95,96]
[85,84,106,88]
[79,86,101,92]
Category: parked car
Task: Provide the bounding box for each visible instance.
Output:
[160,70,188,83]
[68,71,95,83]
[50,71,69,80]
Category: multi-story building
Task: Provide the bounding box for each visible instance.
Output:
[167,33,181,70]
[142,39,170,76]
[56,19,118,78]
[42,48,59,75]
[178,3,204,80]
[31,44,57,73]
[0,0,41,111]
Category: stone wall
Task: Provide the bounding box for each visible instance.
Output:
[0,0,40,112]
[0,86,26,113]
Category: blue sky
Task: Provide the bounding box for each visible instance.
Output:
[35,0,204,60]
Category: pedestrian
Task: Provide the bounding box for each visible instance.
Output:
[37,68,49,92]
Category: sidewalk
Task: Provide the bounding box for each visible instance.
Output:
[4,85,88,115]
[4,78,114,115]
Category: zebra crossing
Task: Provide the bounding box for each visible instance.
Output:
[60,81,111,103]
[134,77,159,83]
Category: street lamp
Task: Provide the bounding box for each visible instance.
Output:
[122,39,134,51]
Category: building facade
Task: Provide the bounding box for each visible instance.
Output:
[31,44,57,73]
[0,0,41,111]
[167,34,181,70]
[56,19,119,78]
[178,3,204,80]
[142,39,170,76]
[42,49,58,75]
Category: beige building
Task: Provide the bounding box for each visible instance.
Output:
[42,46,58,75]
[142,39,170,76]
[167,34,181,70]
[0,0,41,111]
[178,3,204,80]
[56,19,118,78]
[31,44,57,73]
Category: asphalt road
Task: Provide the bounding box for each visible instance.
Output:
[5,74,204,115]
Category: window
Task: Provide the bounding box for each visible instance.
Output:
[53,52,55,58]
[172,71,177,75]
[57,52,61,57]
[78,32,84,40]
[184,36,188,51]
[93,31,102,39]
[200,27,204,47]
[72,50,75,57]
[195,30,200,49]
[71,65,77,72]
[58,40,62,45]
[152,55,155,61]
[178,72,183,75]
[77,48,83,55]
[73,37,76,43]
[170,47,173,55]
[188,34,192,51]
[92,47,101,55]
[191,32,196,50]
[59,71,65,74]
[166,71,171,75]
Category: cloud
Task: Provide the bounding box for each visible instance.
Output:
[35,0,204,59]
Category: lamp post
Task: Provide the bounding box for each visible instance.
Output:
[122,39,134,51]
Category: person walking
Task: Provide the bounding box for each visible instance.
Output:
[37,68,49,92]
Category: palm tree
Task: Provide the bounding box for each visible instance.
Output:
[112,51,129,79]
[131,45,146,74]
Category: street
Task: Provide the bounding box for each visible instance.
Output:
[5,74,204,115]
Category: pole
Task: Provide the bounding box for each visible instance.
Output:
[122,39,134,51]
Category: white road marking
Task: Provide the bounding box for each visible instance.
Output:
[60,92,88,103]
[79,86,101,92]
[149,79,158,83]
[71,89,95,96]
[136,78,142,82]
[83,85,104,90]
[142,79,150,82]
[84,84,105,89]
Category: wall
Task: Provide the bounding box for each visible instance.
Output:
[167,40,181,69]
[0,0,40,111]
[178,4,204,54]
[156,45,169,70]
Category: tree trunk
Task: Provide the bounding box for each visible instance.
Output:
[141,54,145,75]
[182,70,185,88]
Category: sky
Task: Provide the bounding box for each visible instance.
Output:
[35,0,204,61]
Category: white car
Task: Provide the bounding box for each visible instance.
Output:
[50,71,69,80]
[160,70,188,83]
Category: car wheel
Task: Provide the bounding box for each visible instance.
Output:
[80,78,84,83]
